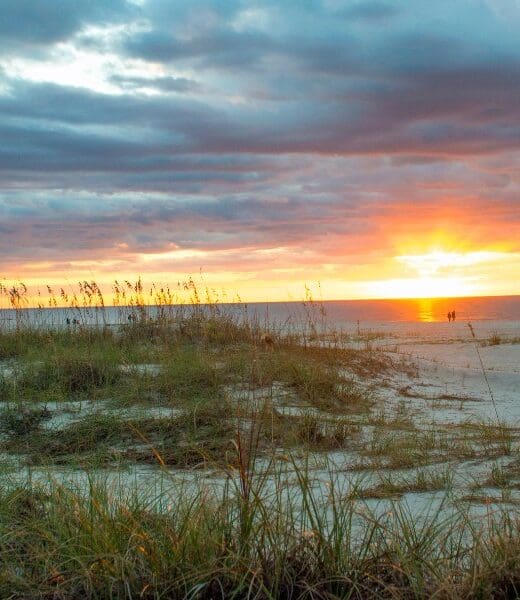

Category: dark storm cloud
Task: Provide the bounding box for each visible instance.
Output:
[124,28,273,69]
[0,193,398,266]
[1,55,519,188]
[0,0,133,50]
[340,2,400,21]
[1,1,518,173]
[109,74,202,93]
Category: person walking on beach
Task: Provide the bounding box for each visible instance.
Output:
[447,311,452,323]
[451,310,456,322]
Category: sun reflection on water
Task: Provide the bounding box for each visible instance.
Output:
[417,298,435,322]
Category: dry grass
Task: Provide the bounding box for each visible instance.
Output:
[350,468,453,500]
[1,277,518,597]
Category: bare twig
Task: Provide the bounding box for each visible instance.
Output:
[467,322,500,423]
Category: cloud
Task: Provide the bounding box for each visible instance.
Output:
[1,55,519,189]
[0,0,519,295]
[109,74,202,93]
[338,1,400,21]
[0,0,133,51]
[124,27,273,69]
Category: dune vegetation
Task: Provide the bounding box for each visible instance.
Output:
[0,279,519,598]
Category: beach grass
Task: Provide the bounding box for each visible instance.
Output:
[1,279,519,597]
[1,459,520,599]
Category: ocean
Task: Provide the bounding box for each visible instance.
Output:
[1,295,519,331]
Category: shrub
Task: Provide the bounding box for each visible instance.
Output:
[0,406,51,436]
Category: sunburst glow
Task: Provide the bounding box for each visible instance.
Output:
[365,250,515,300]
[396,251,509,279]
[366,276,478,300]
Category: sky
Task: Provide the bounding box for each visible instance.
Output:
[1,0,519,302]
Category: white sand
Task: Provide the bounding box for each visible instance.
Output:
[373,320,520,424]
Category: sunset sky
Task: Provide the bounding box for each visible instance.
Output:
[1,0,519,302]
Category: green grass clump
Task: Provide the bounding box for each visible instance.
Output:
[352,469,453,500]
[235,345,372,414]
[13,350,122,400]
[484,463,512,488]
[157,346,224,406]
[0,405,51,436]
[0,374,10,402]
[3,413,133,466]
[269,411,360,451]
[284,360,367,412]
[3,402,236,468]
[0,331,25,359]
[0,461,520,599]
[0,327,118,360]
[178,313,260,345]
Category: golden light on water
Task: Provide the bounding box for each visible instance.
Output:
[417,298,435,323]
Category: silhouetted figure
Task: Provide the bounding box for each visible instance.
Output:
[66,318,70,326]
[451,310,456,322]
[447,312,452,323]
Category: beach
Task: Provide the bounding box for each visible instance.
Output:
[0,303,519,596]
